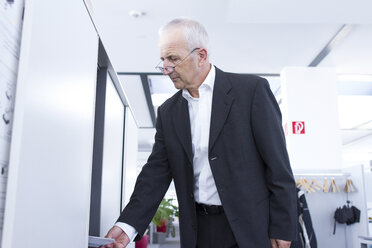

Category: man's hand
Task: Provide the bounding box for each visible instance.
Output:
[101,226,130,248]
[270,238,291,248]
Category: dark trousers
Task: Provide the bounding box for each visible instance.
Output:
[196,208,238,248]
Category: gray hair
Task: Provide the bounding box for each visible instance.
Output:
[159,18,210,55]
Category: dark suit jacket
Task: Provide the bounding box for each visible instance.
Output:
[118,66,297,247]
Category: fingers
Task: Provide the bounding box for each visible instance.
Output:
[102,226,127,248]
[277,240,291,248]
[100,239,123,248]
[115,232,130,247]
[270,239,291,248]
[103,227,129,248]
[105,226,123,239]
[113,242,126,248]
[270,239,278,248]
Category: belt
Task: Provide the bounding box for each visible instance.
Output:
[195,202,224,215]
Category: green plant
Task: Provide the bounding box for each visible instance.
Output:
[152,198,179,227]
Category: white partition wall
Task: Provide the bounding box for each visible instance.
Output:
[281,67,342,170]
[119,108,138,248]
[281,67,344,246]
[2,0,98,247]
[122,108,138,206]
[100,74,125,236]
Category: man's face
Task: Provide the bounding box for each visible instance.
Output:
[158,29,200,90]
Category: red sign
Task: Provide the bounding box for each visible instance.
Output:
[292,121,305,134]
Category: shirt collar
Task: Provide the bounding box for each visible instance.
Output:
[182,64,215,100]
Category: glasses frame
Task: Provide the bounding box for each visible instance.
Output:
[155,48,200,73]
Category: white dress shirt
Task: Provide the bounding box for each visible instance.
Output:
[116,64,220,241]
[181,65,221,205]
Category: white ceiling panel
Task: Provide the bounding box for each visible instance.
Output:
[118,75,153,127]
[342,130,372,145]
[89,0,345,73]
[227,0,372,24]
[90,0,372,74]
[342,130,372,153]
[320,25,372,73]
[208,24,341,73]
[338,81,372,95]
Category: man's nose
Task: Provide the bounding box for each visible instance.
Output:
[162,68,170,75]
[162,61,172,75]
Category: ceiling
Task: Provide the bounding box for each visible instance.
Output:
[89,0,372,73]
[89,0,372,159]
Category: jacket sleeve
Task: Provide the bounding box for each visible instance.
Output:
[251,78,297,241]
[117,107,172,241]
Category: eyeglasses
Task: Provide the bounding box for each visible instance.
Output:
[155,48,200,74]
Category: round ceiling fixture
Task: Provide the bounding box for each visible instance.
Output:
[129,10,146,18]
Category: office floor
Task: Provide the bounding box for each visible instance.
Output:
[159,240,180,248]
[148,239,180,248]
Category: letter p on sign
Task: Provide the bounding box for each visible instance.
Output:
[292,121,305,134]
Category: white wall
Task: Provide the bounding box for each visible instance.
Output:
[0,0,25,241]
[120,108,138,248]
[344,164,369,248]
[100,75,125,236]
[2,0,98,247]
[365,170,372,236]
[281,67,368,247]
[281,67,342,170]
[303,179,348,248]
[122,109,138,206]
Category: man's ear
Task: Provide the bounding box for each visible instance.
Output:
[197,48,208,66]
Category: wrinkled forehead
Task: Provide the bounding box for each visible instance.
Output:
[158,28,189,55]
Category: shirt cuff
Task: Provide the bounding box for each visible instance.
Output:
[115,222,138,242]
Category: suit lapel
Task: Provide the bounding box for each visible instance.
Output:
[172,93,193,165]
[209,67,234,152]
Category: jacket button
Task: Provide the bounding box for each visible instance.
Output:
[190,193,194,199]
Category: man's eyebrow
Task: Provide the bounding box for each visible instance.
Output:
[161,54,177,61]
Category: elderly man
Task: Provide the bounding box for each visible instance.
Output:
[104,18,297,248]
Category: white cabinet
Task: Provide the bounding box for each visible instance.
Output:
[2,0,99,247]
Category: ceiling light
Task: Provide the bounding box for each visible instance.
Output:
[129,10,146,18]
